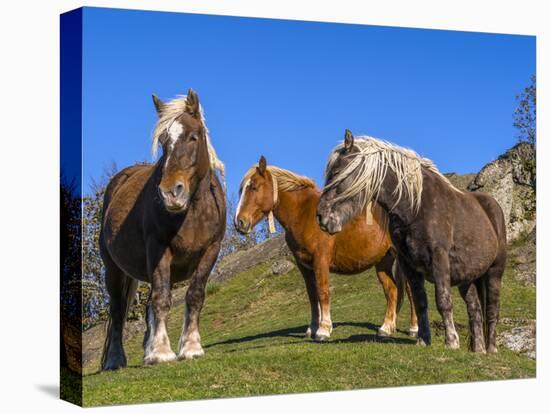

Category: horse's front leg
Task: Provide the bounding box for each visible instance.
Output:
[143,248,177,365]
[296,261,320,338]
[178,241,221,360]
[399,256,431,346]
[313,257,332,342]
[432,248,460,349]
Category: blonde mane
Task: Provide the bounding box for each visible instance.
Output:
[324,136,461,213]
[239,165,316,194]
[151,95,225,179]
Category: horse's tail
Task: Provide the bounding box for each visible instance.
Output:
[475,276,488,347]
[101,276,139,369]
[394,257,405,314]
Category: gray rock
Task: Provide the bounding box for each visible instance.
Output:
[271,259,295,275]
[211,234,291,282]
[444,173,477,191]
[467,142,536,242]
[497,322,536,359]
[509,227,536,286]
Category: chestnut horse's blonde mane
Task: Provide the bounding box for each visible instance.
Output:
[240,165,316,194]
[324,136,461,213]
[151,95,225,179]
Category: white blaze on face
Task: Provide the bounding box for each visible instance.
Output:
[235,179,251,222]
[165,121,184,168]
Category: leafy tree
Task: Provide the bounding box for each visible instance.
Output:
[513,75,536,190]
[514,75,536,145]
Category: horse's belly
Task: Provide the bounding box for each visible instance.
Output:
[449,245,497,285]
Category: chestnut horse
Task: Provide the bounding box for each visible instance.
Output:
[100,90,226,370]
[317,130,506,352]
[235,156,417,341]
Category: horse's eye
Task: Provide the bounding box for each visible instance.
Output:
[250,186,258,192]
[189,134,199,142]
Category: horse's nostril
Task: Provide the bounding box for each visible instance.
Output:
[236,217,248,230]
[173,182,185,198]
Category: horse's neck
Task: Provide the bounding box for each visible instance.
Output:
[376,169,418,226]
[273,187,318,234]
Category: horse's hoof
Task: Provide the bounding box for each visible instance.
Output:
[487,345,498,354]
[305,327,313,338]
[445,334,460,350]
[377,328,392,337]
[445,341,460,350]
[408,327,419,338]
[144,350,177,365]
[178,343,205,360]
[102,359,126,371]
[102,351,127,371]
[416,337,430,347]
[314,327,331,342]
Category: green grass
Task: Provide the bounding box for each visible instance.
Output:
[82,260,536,406]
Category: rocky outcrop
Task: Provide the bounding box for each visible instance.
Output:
[468,142,535,242]
[211,235,291,282]
[444,173,477,191]
[498,318,536,359]
[509,227,536,286]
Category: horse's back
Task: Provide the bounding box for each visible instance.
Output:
[100,164,155,280]
[103,164,153,215]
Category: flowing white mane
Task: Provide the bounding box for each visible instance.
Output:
[324,136,461,213]
[151,95,225,178]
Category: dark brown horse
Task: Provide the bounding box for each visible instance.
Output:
[235,156,417,341]
[317,130,506,353]
[100,90,226,370]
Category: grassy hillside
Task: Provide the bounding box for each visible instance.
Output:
[82,259,535,407]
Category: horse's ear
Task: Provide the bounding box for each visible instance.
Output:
[257,155,267,177]
[185,88,201,119]
[152,94,165,116]
[344,129,355,151]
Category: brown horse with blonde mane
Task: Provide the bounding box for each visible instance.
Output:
[100,89,226,370]
[235,156,417,341]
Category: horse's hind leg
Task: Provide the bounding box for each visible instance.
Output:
[459,283,485,353]
[375,254,398,337]
[432,248,460,349]
[296,261,320,339]
[405,281,419,337]
[102,262,136,371]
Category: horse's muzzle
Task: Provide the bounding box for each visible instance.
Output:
[234,217,252,235]
[158,182,190,213]
[316,212,341,235]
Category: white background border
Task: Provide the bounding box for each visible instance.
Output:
[0,0,547,412]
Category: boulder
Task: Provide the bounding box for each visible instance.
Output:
[497,320,536,360]
[211,234,291,282]
[468,142,535,242]
[271,259,295,275]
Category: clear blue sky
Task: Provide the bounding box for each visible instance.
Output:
[81,7,535,197]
